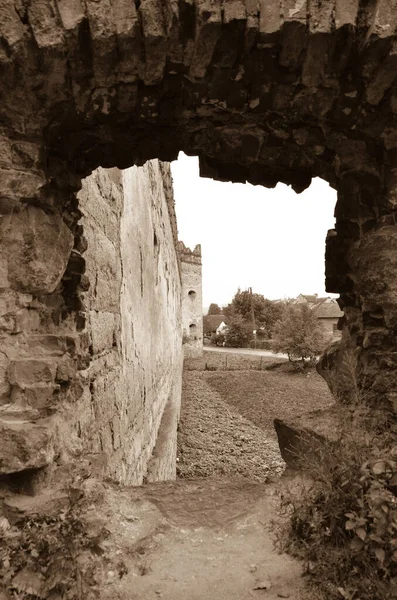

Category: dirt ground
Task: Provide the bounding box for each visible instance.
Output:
[1,353,331,600]
[93,477,306,600]
[178,356,333,480]
[177,371,285,481]
[205,367,334,438]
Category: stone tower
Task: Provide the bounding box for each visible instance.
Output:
[178,242,203,359]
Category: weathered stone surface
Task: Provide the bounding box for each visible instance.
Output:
[179,242,203,359]
[72,162,183,485]
[2,206,74,295]
[0,0,397,489]
[0,415,54,474]
[274,408,341,469]
[3,491,70,524]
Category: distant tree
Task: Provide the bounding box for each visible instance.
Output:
[207,303,222,315]
[272,303,328,363]
[222,302,235,321]
[224,289,283,337]
[225,314,252,348]
[211,332,225,346]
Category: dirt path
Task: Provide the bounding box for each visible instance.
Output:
[98,477,305,600]
[204,346,289,359]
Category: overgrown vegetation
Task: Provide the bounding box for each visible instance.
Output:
[273,303,328,363]
[0,486,126,599]
[223,288,283,338]
[274,358,397,600]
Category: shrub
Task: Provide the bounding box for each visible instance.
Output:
[211,333,225,346]
[273,303,328,363]
[274,408,397,600]
[224,315,252,348]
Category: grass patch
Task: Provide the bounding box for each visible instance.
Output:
[203,369,334,438]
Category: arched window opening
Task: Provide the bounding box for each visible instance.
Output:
[189,323,198,340]
[188,290,196,299]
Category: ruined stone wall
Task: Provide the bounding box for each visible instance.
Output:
[66,161,183,485]
[1,0,397,449]
[179,243,203,359]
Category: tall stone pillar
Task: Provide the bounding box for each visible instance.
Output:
[178,242,203,359]
[0,136,89,475]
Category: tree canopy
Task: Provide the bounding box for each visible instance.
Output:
[223,289,283,338]
[207,303,222,315]
[272,303,328,362]
[224,314,252,348]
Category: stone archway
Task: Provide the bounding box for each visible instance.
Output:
[1,0,397,482]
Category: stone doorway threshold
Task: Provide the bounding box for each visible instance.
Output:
[92,476,304,600]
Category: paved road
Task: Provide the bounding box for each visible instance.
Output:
[203,345,288,360]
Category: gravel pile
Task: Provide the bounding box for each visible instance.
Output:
[177,371,285,482]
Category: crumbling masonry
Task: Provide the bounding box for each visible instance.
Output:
[1,0,397,485]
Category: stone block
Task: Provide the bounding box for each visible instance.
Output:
[3,205,74,295]
[0,168,45,199]
[189,0,222,78]
[259,0,280,35]
[274,407,340,469]
[8,359,57,386]
[11,383,58,410]
[140,0,167,85]
[26,334,77,357]
[56,0,85,30]
[13,308,41,333]
[89,311,116,355]
[28,0,65,48]
[3,491,70,524]
[0,416,54,474]
[56,357,77,382]
[0,351,10,403]
[0,2,26,45]
[0,258,9,290]
[335,0,359,29]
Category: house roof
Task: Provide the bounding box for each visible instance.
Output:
[314,301,343,319]
[298,294,318,303]
[316,296,330,304]
[203,314,227,332]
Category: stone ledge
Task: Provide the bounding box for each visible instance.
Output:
[274,407,341,470]
[3,491,70,524]
[0,412,54,474]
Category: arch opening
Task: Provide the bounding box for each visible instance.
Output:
[0,0,396,491]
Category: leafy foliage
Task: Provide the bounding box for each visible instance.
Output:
[224,314,252,348]
[207,303,222,315]
[223,289,283,338]
[274,408,397,600]
[272,303,328,362]
[0,489,128,600]
[210,332,225,346]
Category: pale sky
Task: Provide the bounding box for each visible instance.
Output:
[171,152,337,312]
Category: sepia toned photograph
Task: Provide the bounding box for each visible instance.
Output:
[0,1,396,599]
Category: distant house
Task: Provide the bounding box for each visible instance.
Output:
[293,293,343,338]
[295,293,318,305]
[313,300,343,338]
[216,321,228,335]
[295,293,332,307]
[203,314,227,336]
